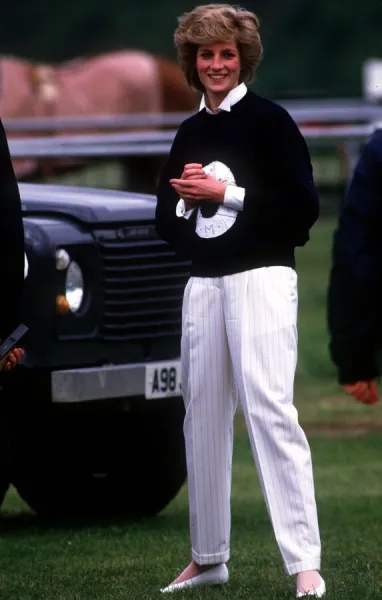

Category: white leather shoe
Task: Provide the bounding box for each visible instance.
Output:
[160,563,229,593]
[296,575,326,597]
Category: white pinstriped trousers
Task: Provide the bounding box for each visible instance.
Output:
[181,266,321,576]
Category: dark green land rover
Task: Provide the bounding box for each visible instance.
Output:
[1,182,190,520]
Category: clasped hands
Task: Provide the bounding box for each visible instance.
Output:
[170,163,226,210]
[344,380,379,405]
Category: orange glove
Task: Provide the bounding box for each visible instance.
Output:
[344,379,379,405]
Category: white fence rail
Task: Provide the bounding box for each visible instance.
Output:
[3,98,382,132]
[5,102,382,186]
[6,124,379,159]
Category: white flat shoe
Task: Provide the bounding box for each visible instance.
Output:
[296,575,326,598]
[160,563,229,593]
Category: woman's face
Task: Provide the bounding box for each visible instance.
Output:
[196,41,241,104]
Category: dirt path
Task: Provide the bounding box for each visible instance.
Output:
[303,420,382,436]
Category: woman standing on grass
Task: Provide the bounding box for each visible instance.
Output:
[155,4,326,597]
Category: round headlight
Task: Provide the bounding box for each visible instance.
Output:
[65,261,84,313]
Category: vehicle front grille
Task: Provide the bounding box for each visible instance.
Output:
[95,225,190,341]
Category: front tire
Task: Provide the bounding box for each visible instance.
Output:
[11,397,186,520]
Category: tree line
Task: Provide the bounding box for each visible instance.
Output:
[2,0,382,99]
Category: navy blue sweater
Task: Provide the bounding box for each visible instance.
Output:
[155,90,319,277]
[327,129,382,384]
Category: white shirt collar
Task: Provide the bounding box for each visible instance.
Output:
[199,82,247,114]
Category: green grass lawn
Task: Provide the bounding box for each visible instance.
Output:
[1,215,382,599]
[1,425,381,599]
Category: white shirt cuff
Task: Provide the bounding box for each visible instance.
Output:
[223,185,245,211]
[176,198,196,220]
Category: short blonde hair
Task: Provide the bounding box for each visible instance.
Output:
[174,4,263,92]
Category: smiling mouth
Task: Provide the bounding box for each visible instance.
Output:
[208,74,227,81]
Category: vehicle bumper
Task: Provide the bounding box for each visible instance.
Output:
[51,359,182,403]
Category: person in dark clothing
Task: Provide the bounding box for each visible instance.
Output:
[0,118,27,505]
[0,118,26,368]
[327,129,382,405]
[155,4,325,597]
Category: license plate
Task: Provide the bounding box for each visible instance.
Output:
[145,361,182,399]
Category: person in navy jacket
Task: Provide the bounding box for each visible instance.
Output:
[327,128,382,405]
